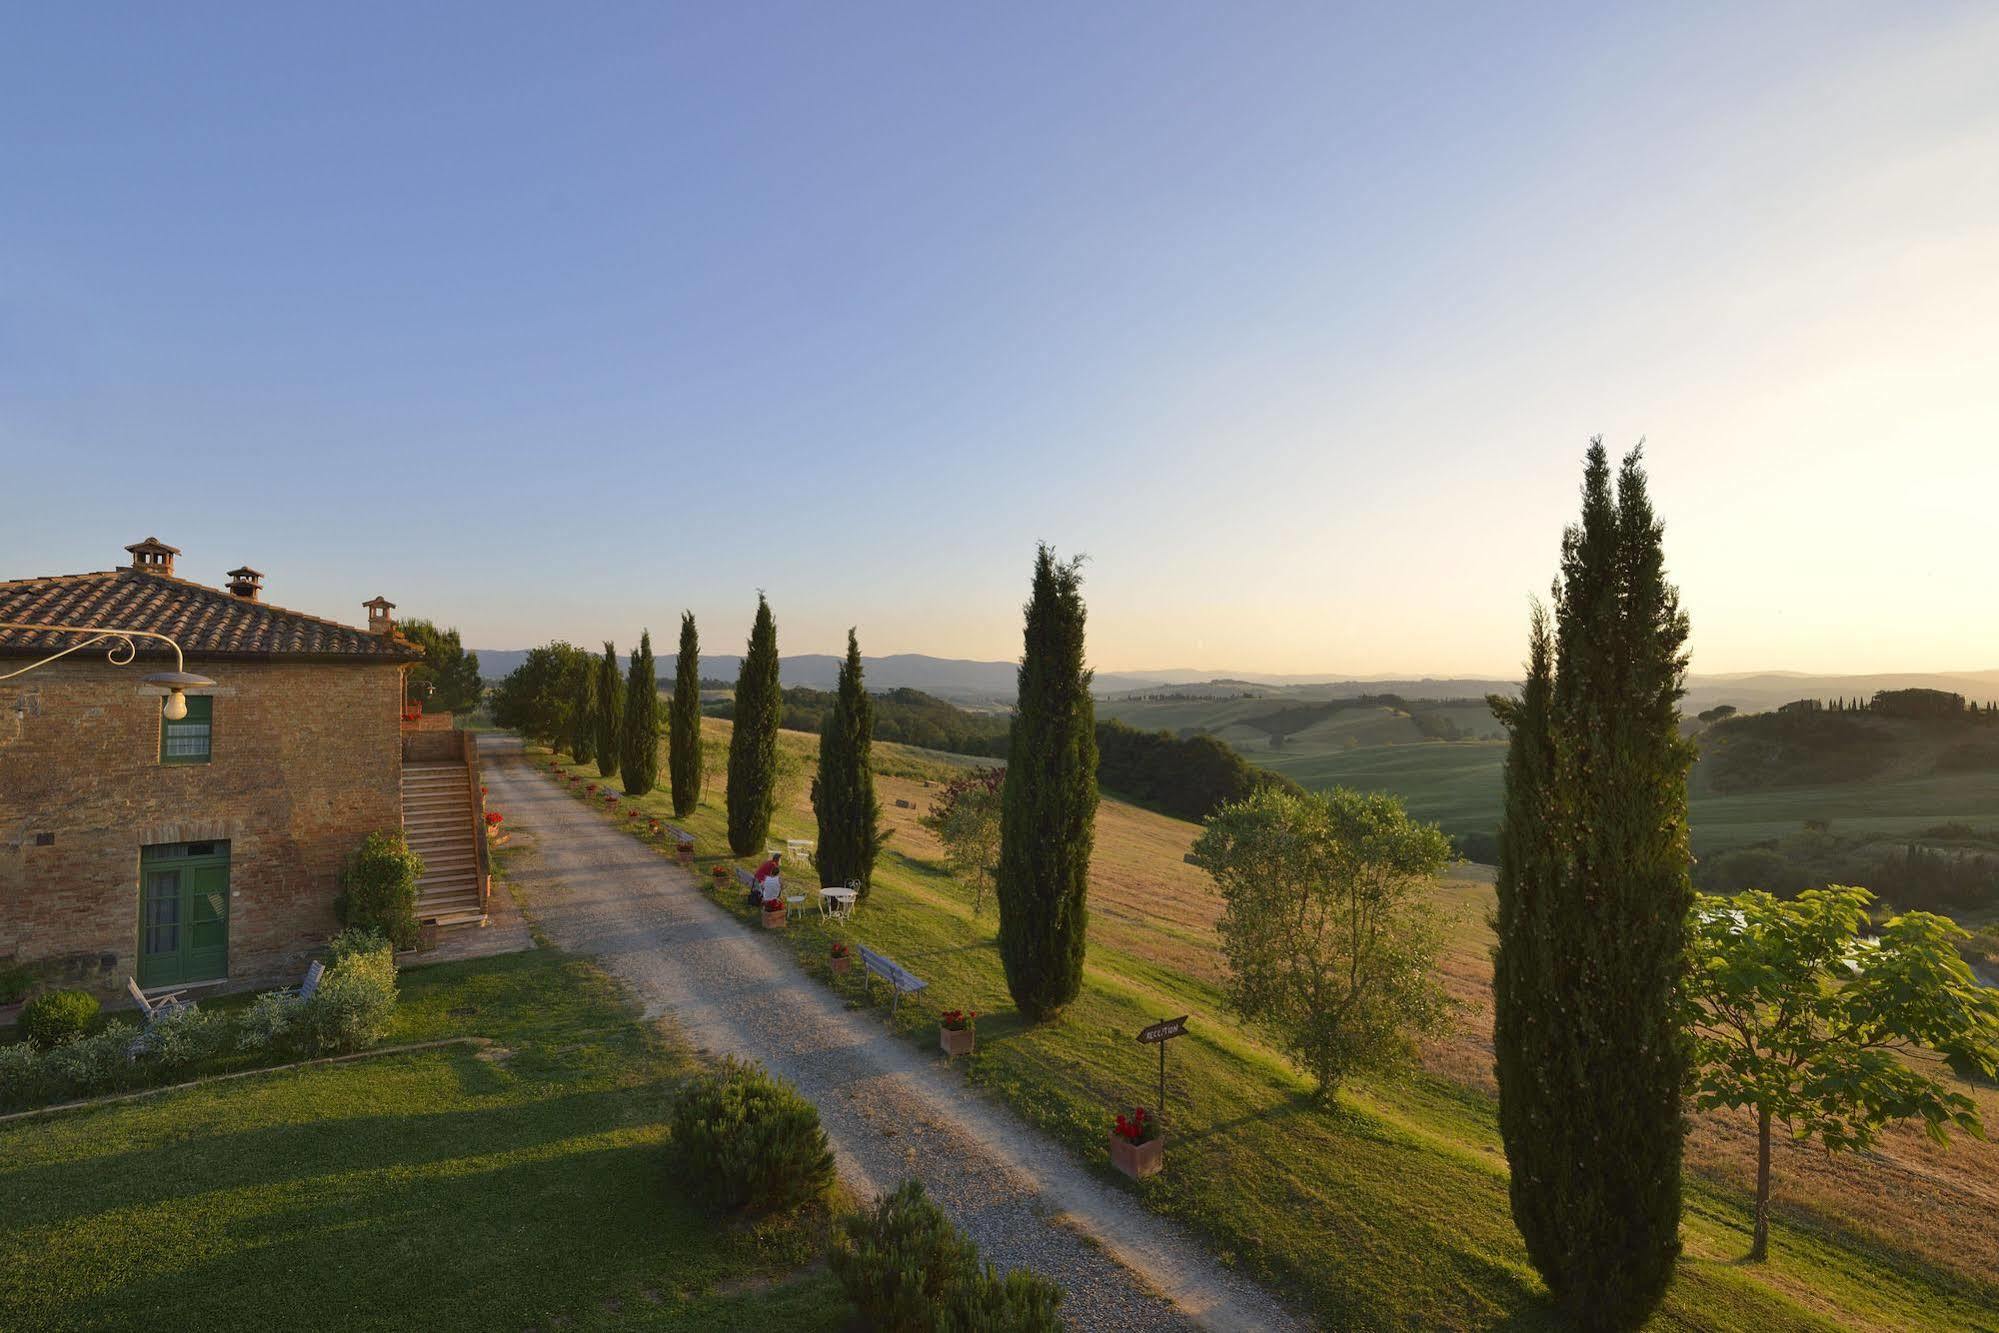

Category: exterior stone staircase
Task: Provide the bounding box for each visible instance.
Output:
[401,759,487,926]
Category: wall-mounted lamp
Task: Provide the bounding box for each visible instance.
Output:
[0,623,216,716]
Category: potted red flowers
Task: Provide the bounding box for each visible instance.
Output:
[676,838,696,865]
[830,941,851,974]
[761,897,787,929]
[711,864,730,884]
[938,1009,977,1059]
[1110,1106,1163,1179]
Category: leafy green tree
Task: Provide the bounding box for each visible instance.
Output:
[620,629,660,796]
[995,547,1097,1022]
[1490,441,1695,1329]
[595,641,622,781]
[1192,786,1453,1095]
[400,619,483,715]
[670,611,704,817]
[570,658,597,765]
[1687,885,1999,1260]
[727,594,782,856]
[920,767,1005,917]
[491,641,589,744]
[813,628,887,894]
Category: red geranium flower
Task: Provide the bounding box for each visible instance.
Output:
[485,812,504,826]
[1113,1106,1154,1144]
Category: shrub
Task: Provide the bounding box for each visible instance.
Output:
[830,1179,981,1333]
[20,988,99,1048]
[334,829,424,951]
[237,991,304,1052]
[40,1021,140,1100]
[130,1004,228,1069]
[941,1265,1064,1332]
[0,961,35,1006]
[297,933,398,1054]
[667,1058,834,1214]
[831,1179,1064,1333]
[0,1041,51,1110]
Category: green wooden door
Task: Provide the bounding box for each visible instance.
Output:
[138,842,230,987]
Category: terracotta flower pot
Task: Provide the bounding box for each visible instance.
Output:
[676,842,696,864]
[1109,1133,1164,1180]
[761,908,787,929]
[830,954,852,974]
[939,1025,975,1059]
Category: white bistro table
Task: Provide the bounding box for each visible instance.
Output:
[818,885,858,921]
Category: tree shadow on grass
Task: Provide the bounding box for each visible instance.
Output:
[0,1074,675,1231]
[5,1135,833,1333]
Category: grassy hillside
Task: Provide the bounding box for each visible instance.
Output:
[533,720,1999,1331]
[1113,692,1999,869]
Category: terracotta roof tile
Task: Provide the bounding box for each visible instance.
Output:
[0,568,421,662]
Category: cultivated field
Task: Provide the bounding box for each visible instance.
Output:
[537,719,1999,1329]
[1102,694,1999,860]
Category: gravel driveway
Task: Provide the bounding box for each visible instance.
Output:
[480,736,1302,1332]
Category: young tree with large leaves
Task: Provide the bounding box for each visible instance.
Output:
[595,641,622,782]
[400,619,483,715]
[670,611,704,817]
[920,767,1005,917]
[995,547,1097,1023]
[727,594,781,857]
[620,629,660,797]
[813,629,887,894]
[1687,885,1999,1261]
[570,654,597,766]
[1490,441,1695,1329]
[1193,786,1453,1096]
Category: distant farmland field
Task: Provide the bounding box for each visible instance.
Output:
[1129,706,1999,858]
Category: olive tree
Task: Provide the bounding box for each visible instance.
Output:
[1191,786,1454,1097]
[1687,885,1999,1260]
[919,767,1005,917]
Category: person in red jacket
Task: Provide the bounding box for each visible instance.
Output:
[748,853,782,906]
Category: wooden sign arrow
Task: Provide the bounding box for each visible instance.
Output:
[1137,1015,1189,1045]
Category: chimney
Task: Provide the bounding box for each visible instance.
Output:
[226,566,264,601]
[363,596,396,636]
[124,537,180,576]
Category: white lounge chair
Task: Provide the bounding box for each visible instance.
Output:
[126,977,188,1023]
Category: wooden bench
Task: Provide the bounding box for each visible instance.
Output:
[664,825,696,863]
[856,945,927,1016]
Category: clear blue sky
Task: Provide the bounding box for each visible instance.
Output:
[5,4,1995,674]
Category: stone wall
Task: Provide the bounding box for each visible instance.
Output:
[0,658,405,995]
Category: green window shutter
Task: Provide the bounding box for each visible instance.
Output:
[161,694,213,765]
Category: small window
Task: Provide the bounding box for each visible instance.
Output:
[162,695,213,765]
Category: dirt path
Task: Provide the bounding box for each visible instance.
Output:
[480,736,1302,1332]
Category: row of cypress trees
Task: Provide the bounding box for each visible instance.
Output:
[566,620,702,813]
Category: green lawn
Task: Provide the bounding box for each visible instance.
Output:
[0,945,846,1333]
[538,730,1999,1332]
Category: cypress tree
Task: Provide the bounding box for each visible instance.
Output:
[669,611,704,818]
[995,546,1098,1023]
[726,594,781,857]
[814,628,886,895]
[620,629,660,797]
[596,641,622,781]
[570,657,597,766]
[1493,441,1693,1328]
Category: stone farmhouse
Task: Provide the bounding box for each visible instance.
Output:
[0,539,488,999]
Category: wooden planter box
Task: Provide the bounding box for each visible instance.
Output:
[1109,1134,1163,1180]
[939,1026,975,1059]
[761,908,787,929]
[830,954,852,974]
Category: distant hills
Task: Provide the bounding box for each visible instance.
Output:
[474,648,1999,713]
